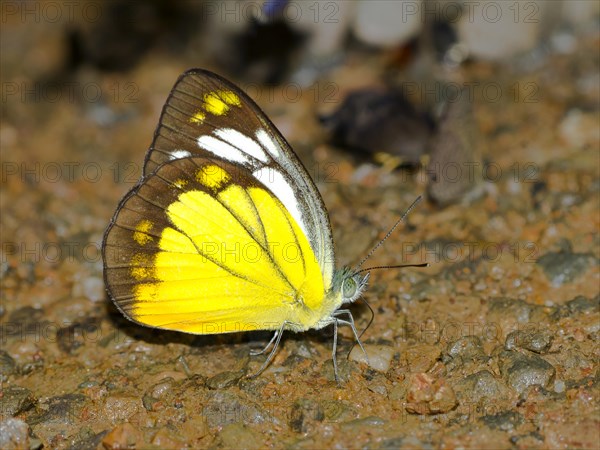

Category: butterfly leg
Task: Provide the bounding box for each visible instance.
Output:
[248,321,288,378]
[249,330,279,356]
[332,318,340,384]
[333,310,370,364]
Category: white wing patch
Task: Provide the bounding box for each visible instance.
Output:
[256,129,281,158]
[197,135,250,164]
[253,166,306,238]
[195,126,308,242]
[169,149,192,160]
[215,128,269,163]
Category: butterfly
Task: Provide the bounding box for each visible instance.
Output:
[102,68,419,382]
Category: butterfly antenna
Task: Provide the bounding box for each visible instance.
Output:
[354,263,429,275]
[353,196,423,272]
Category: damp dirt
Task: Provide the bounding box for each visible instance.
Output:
[1,25,599,450]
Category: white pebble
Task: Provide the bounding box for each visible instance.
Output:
[457,0,543,60]
[349,344,394,372]
[73,276,105,303]
[352,0,422,48]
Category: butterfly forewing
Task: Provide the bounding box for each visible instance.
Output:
[144,69,335,287]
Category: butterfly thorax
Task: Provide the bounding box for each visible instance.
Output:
[285,266,368,332]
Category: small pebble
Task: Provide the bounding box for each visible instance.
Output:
[320,399,356,423]
[146,377,176,399]
[56,318,101,354]
[27,393,86,426]
[505,329,553,354]
[536,251,594,287]
[445,336,487,363]
[151,427,186,448]
[454,370,509,402]
[559,109,600,149]
[103,394,141,424]
[0,350,17,380]
[206,370,244,390]
[81,276,105,303]
[487,298,552,333]
[349,344,394,372]
[566,295,599,315]
[498,351,556,394]
[203,391,271,428]
[367,381,388,397]
[481,411,524,431]
[290,398,323,433]
[560,347,594,377]
[0,418,30,450]
[487,297,534,323]
[554,379,566,393]
[70,430,108,450]
[102,423,142,449]
[142,377,177,411]
[405,373,457,415]
[0,385,36,416]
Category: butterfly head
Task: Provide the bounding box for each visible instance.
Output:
[336,267,370,305]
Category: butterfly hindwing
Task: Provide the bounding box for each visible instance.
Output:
[103,157,328,334]
[144,69,335,288]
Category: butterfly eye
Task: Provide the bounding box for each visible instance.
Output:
[342,277,358,300]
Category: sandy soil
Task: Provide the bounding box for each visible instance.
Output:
[1,7,598,450]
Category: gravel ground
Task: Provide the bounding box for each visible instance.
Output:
[1,7,599,450]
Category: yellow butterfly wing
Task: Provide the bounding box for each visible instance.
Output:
[103,157,333,334]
